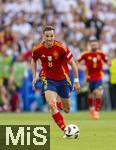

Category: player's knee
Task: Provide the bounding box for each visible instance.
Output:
[63,107,70,113]
[48,102,56,111]
[94,89,102,97]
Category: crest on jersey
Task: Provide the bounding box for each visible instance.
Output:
[48,56,52,61]
[53,51,59,59]
[88,56,92,60]
[93,57,97,62]
[41,54,45,58]
[97,55,101,60]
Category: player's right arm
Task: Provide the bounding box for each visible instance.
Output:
[76,52,88,85]
[76,52,86,75]
[31,45,41,90]
[76,52,86,63]
[31,59,39,90]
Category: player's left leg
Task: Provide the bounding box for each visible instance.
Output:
[94,88,103,111]
[56,100,63,110]
[60,98,70,113]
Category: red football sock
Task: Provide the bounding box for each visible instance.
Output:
[52,111,66,131]
[95,98,102,111]
[56,101,63,110]
[87,97,94,107]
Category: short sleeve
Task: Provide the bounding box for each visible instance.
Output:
[32,45,40,61]
[66,48,73,61]
[77,53,85,62]
[32,50,38,61]
[101,52,108,63]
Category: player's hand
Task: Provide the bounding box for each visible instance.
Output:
[32,77,39,90]
[74,81,80,93]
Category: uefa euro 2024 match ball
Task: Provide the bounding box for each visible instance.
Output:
[64,124,80,139]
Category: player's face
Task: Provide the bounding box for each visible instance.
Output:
[90,41,99,52]
[43,30,55,48]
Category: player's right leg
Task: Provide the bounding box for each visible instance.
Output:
[45,90,66,131]
[87,92,95,118]
[36,77,67,131]
[44,90,57,114]
[56,100,63,110]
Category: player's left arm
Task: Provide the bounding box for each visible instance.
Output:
[68,58,80,93]
[61,45,80,93]
[101,52,110,65]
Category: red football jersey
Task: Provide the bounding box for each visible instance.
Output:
[78,50,108,81]
[32,40,73,81]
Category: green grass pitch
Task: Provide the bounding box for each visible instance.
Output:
[0,111,116,150]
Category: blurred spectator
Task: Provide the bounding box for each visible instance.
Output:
[0,44,14,111]
[85,10,104,39]
[0,81,9,112]
[4,25,15,45]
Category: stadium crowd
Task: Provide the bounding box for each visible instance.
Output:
[0,0,116,112]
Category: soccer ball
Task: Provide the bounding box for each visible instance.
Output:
[64,124,80,139]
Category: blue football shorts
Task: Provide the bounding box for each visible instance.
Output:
[35,77,73,99]
[88,80,102,92]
